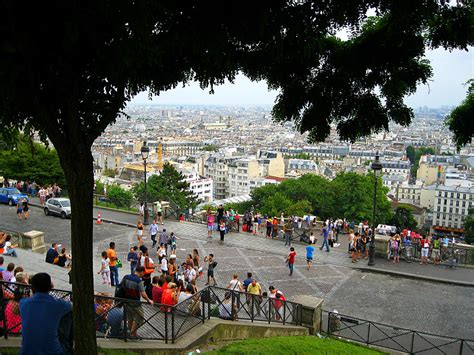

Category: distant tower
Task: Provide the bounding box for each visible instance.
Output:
[157,138,163,171]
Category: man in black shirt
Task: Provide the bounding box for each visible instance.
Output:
[217,204,224,224]
[45,243,60,265]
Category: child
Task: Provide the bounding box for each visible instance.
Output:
[286,247,296,276]
[169,232,177,254]
[97,251,110,286]
[157,244,167,263]
[160,254,168,275]
[204,254,217,286]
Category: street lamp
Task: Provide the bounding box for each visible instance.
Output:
[141,141,150,225]
[368,151,383,266]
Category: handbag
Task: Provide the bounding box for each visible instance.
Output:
[116,258,123,268]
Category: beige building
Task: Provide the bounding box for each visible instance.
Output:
[417,163,444,185]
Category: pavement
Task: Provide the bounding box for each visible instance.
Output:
[1,199,474,339]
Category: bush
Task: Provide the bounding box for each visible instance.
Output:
[107,185,133,208]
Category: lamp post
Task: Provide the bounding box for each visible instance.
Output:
[141,141,150,225]
[368,152,383,266]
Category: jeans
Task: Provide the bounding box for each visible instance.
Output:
[110,266,119,286]
[151,234,157,248]
[321,237,329,252]
[285,232,292,246]
[130,264,136,275]
[4,249,17,257]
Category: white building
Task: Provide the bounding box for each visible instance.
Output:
[432,185,474,229]
[180,170,214,203]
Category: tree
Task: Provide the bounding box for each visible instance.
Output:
[464,208,474,245]
[132,163,199,210]
[406,145,436,178]
[201,144,219,152]
[103,168,118,178]
[0,2,470,351]
[446,80,474,149]
[107,185,134,209]
[286,199,313,217]
[390,206,418,230]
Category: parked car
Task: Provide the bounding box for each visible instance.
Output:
[44,198,71,219]
[376,224,397,235]
[0,187,29,206]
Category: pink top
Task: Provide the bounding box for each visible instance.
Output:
[5,301,21,333]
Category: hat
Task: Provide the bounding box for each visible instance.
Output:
[170,254,177,259]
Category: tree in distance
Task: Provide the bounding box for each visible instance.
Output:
[0,2,471,352]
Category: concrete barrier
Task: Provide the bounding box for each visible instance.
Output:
[20,230,46,254]
[292,295,324,335]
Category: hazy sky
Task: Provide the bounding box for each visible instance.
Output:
[130,48,472,108]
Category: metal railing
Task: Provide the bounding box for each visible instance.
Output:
[321,310,474,355]
[399,243,474,267]
[0,282,303,343]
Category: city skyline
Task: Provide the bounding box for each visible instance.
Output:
[130,48,472,108]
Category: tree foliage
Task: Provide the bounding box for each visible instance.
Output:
[201,144,219,152]
[389,206,418,230]
[107,184,134,209]
[406,145,436,178]
[464,207,474,245]
[446,80,474,149]
[132,162,199,209]
[103,168,118,178]
[0,134,65,186]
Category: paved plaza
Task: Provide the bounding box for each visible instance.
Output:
[1,202,473,340]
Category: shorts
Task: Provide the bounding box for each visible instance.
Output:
[288,263,294,271]
[157,212,162,216]
[207,225,214,231]
[432,249,440,258]
[421,248,429,257]
[17,208,22,214]
[306,257,313,262]
[125,304,144,324]
[208,269,214,277]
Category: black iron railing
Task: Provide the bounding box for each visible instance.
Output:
[0,282,302,343]
[321,310,474,355]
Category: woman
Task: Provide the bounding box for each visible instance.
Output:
[5,289,24,333]
[161,282,178,312]
[39,186,47,206]
[22,198,29,220]
[219,220,226,242]
[136,221,144,246]
[350,232,359,263]
[192,249,201,277]
[16,200,23,220]
[226,274,243,291]
[58,247,72,268]
[266,216,273,239]
[207,210,215,239]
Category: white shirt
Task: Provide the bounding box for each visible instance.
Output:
[101,258,110,272]
[228,279,241,290]
[185,268,196,282]
[161,258,168,272]
[178,292,192,304]
[309,235,315,244]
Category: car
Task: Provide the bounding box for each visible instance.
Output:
[0,187,29,206]
[44,198,71,219]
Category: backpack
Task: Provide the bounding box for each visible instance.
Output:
[114,276,127,299]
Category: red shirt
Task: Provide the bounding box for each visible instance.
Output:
[152,286,163,304]
[288,251,296,264]
[161,289,175,306]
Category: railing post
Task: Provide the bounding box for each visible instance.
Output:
[282,302,286,325]
[367,322,371,346]
[251,295,254,322]
[268,298,271,324]
[207,288,211,320]
[202,296,205,324]
[327,311,332,336]
[459,339,463,355]
[171,308,175,344]
[122,303,128,342]
[410,331,415,354]
[164,310,168,344]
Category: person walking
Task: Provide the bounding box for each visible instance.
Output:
[204,254,217,286]
[98,251,111,286]
[16,200,23,220]
[39,186,47,206]
[22,198,29,220]
[320,223,330,252]
[207,211,215,239]
[159,229,169,254]
[286,247,296,276]
[150,219,158,249]
[127,246,139,275]
[306,241,315,270]
[107,242,119,287]
[136,221,145,246]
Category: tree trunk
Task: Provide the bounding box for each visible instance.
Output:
[60,148,97,354]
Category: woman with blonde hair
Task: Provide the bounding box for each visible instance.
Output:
[136,220,145,246]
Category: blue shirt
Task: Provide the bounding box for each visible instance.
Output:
[322,227,329,239]
[443,237,449,246]
[20,293,72,355]
[306,245,315,258]
[149,223,158,235]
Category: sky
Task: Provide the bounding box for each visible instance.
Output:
[130,48,473,108]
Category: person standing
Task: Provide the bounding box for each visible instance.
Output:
[16,200,23,220]
[159,229,169,254]
[19,273,72,355]
[306,241,315,270]
[39,186,47,206]
[246,279,262,316]
[150,219,158,249]
[156,201,164,225]
[420,235,430,265]
[219,220,226,242]
[207,212,215,239]
[284,219,293,246]
[127,246,139,275]
[107,242,119,287]
[204,254,217,286]
[287,247,296,276]
[253,213,259,235]
[160,254,168,276]
[216,204,224,225]
[320,223,330,252]
[266,216,272,239]
[432,237,441,265]
[98,251,111,286]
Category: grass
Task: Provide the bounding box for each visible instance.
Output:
[94,200,138,214]
[206,336,387,354]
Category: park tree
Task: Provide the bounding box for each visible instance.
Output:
[446,80,474,149]
[464,207,474,245]
[107,185,134,209]
[0,1,471,352]
[390,206,418,230]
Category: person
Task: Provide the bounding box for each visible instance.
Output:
[265,216,273,238]
[57,247,72,268]
[219,291,236,320]
[219,220,226,242]
[242,272,253,292]
[21,198,29,220]
[207,211,215,238]
[420,235,430,265]
[246,279,262,315]
[272,217,279,238]
[390,235,400,263]
[97,251,111,286]
[152,276,164,304]
[142,250,155,297]
[253,213,259,235]
[2,263,15,282]
[19,273,72,355]
[16,199,23,220]
[284,219,293,246]
[169,232,177,254]
[204,254,217,286]
[0,256,4,272]
[117,266,153,338]
[161,282,178,311]
[160,254,168,276]
[432,236,441,266]
[5,288,25,333]
[268,286,285,320]
[351,233,359,263]
[159,229,169,253]
[136,221,145,246]
[157,243,167,264]
[286,247,296,276]
[360,232,368,259]
[156,201,164,225]
[39,186,47,206]
[178,283,194,304]
[306,241,315,270]
[192,249,201,277]
[45,243,60,265]
[3,235,18,257]
[107,242,119,287]
[150,219,158,249]
[226,274,243,291]
[320,223,330,252]
[216,204,224,225]
[168,255,177,282]
[309,231,316,245]
[127,246,139,275]
[139,202,144,217]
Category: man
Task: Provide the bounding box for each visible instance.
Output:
[216,204,224,224]
[246,279,262,316]
[150,219,158,249]
[242,272,253,291]
[320,223,330,252]
[127,246,139,275]
[420,235,430,265]
[45,243,60,265]
[432,236,441,266]
[284,219,293,246]
[159,229,169,253]
[107,242,119,287]
[19,273,72,355]
[156,201,164,225]
[268,286,285,320]
[306,241,315,270]
[184,264,197,285]
[287,247,296,276]
[117,266,153,338]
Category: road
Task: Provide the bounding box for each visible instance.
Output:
[0,203,473,340]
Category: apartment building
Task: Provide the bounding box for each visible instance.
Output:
[432,185,474,229]
[180,170,214,203]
